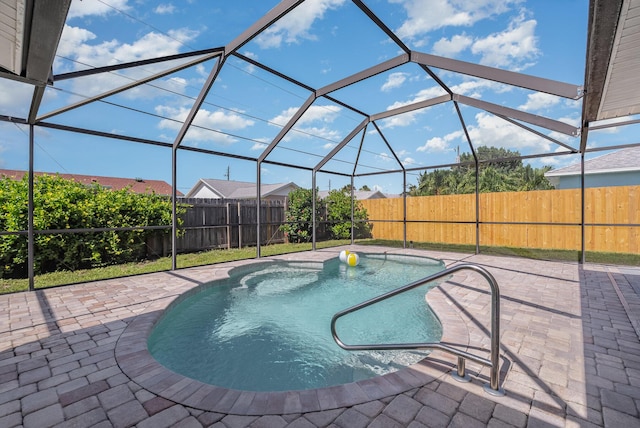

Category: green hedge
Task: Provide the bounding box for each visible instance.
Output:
[0,174,182,278]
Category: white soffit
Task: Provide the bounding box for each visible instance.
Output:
[0,0,25,75]
[598,0,640,120]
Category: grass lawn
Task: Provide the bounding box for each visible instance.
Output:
[0,240,351,294]
[1,238,638,294]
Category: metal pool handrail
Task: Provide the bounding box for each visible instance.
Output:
[330,263,504,396]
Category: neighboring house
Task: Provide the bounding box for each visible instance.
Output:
[0,169,181,196]
[317,189,388,200]
[545,146,640,189]
[184,179,298,202]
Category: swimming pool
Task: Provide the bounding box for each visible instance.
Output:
[148,253,445,392]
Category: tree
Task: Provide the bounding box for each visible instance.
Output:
[280,188,372,242]
[410,146,555,196]
[459,146,523,173]
[324,189,372,239]
[280,188,322,243]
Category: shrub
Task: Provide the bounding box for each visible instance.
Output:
[0,174,182,278]
[324,189,372,239]
[279,187,322,243]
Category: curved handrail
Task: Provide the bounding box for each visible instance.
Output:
[330,263,503,396]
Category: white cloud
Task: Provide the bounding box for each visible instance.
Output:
[518,92,561,111]
[420,137,448,152]
[56,26,199,99]
[471,13,539,69]
[467,112,550,151]
[295,126,342,141]
[270,104,341,127]
[402,157,416,166]
[255,0,346,48]
[0,80,34,112]
[323,142,337,150]
[377,152,394,162]
[417,130,463,152]
[239,51,258,74]
[379,86,447,128]
[156,105,254,145]
[269,105,344,143]
[381,72,409,92]
[432,34,473,57]
[155,4,176,14]
[390,0,520,41]
[67,0,131,19]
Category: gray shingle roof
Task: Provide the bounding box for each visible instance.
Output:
[317,190,387,199]
[546,146,640,176]
[198,179,296,198]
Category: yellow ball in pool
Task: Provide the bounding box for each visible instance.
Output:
[346,252,359,266]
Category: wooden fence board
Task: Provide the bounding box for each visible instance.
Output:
[361,186,640,254]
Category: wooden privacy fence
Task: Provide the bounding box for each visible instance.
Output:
[360,186,640,254]
[147,198,287,256]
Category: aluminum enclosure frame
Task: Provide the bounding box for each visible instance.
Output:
[0,0,637,289]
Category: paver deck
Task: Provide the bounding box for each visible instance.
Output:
[1,245,639,427]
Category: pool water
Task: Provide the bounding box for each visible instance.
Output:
[148,253,445,391]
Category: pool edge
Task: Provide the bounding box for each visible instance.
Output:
[115,247,471,415]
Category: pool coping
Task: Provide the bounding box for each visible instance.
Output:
[114,247,473,415]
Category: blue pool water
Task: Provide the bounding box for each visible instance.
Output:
[148,253,445,391]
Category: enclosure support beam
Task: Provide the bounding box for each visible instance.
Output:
[171,148,178,270]
[403,171,407,249]
[177,55,225,152]
[257,163,262,258]
[454,102,480,254]
[315,118,369,172]
[495,114,578,153]
[316,54,409,97]
[581,153,586,264]
[28,126,35,292]
[28,86,46,124]
[351,176,355,246]
[260,94,317,163]
[370,94,451,122]
[38,52,222,122]
[226,0,304,54]
[475,162,480,255]
[312,172,317,251]
[412,51,583,100]
[456,95,580,137]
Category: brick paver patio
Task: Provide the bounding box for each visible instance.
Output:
[1,246,639,427]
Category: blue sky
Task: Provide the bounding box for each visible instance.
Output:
[1,0,637,195]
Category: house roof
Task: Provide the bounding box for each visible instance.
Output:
[0,1,71,84]
[0,169,181,196]
[545,146,640,177]
[317,190,387,200]
[187,179,298,199]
